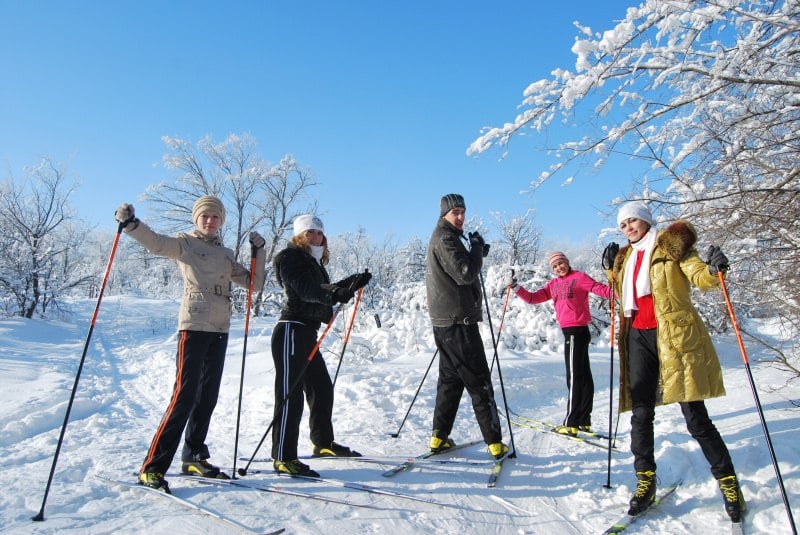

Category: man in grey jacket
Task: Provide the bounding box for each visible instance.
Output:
[425,193,507,459]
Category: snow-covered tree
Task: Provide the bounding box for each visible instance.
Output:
[468,0,799,376]
[492,209,543,266]
[0,158,95,318]
[138,133,318,314]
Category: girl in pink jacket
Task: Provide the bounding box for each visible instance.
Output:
[509,251,612,435]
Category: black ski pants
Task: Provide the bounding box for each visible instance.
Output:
[628,327,735,478]
[271,321,335,461]
[141,330,228,475]
[561,326,594,428]
[431,323,502,445]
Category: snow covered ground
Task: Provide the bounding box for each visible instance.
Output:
[1,295,797,534]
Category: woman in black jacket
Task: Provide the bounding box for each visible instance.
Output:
[270,214,371,477]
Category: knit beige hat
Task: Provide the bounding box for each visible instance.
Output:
[192,195,226,225]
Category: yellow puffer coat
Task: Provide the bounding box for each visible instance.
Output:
[611,221,725,413]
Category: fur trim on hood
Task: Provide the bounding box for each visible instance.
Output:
[614,220,697,272]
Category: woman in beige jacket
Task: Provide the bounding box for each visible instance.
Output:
[603,201,744,523]
[115,195,265,493]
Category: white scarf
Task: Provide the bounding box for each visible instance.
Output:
[622,227,656,318]
[310,245,324,264]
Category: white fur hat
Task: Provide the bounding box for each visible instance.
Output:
[617,201,654,227]
[293,214,324,237]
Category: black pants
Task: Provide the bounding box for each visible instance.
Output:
[561,326,594,428]
[271,321,335,461]
[628,327,735,478]
[431,323,502,444]
[141,330,228,474]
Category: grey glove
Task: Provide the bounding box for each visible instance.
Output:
[505,270,517,289]
[114,203,138,229]
[705,245,729,275]
[249,231,265,249]
[602,242,619,270]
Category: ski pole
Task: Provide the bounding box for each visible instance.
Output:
[479,271,517,458]
[332,287,364,389]
[238,304,343,477]
[490,269,514,373]
[718,272,796,534]
[32,221,126,522]
[604,275,615,489]
[231,245,258,480]
[389,348,438,438]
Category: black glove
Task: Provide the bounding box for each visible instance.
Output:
[114,203,138,229]
[350,270,372,291]
[468,231,487,256]
[705,245,729,275]
[482,243,491,258]
[249,231,265,249]
[333,286,355,304]
[602,242,619,270]
[336,270,372,292]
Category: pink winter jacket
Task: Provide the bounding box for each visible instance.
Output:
[514,270,612,328]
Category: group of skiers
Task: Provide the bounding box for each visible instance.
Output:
[113,191,745,523]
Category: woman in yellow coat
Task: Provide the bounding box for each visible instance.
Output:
[602,201,744,522]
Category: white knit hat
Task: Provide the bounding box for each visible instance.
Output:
[293,214,324,237]
[617,201,654,227]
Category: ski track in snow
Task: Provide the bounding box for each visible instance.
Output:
[1,295,798,534]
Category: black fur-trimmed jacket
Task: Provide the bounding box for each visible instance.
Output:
[273,243,337,330]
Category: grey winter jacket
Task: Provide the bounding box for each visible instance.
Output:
[125,221,265,333]
[425,218,484,327]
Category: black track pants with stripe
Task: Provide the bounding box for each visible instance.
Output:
[561,326,594,428]
[141,330,228,474]
[271,321,335,462]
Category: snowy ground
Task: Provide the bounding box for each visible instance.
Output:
[1,295,798,534]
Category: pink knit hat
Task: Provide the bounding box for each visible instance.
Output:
[547,251,569,268]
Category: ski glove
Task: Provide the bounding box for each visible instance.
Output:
[705,245,729,275]
[333,286,355,304]
[336,271,372,292]
[602,242,620,270]
[468,231,490,257]
[249,231,265,249]
[114,203,139,230]
[505,270,518,289]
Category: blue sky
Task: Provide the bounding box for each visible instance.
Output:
[1,0,644,246]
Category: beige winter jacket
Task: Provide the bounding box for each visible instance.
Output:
[125,221,265,333]
[611,221,726,413]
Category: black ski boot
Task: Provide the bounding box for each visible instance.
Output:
[312,441,362,457]
[627,470,656,515]
[139,472,171,494]
[181,459,230,479]
[718,475,746,522]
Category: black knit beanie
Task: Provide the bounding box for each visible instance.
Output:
[440,193,466,217]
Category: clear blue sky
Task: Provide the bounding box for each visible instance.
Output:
[1,0,644,246]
